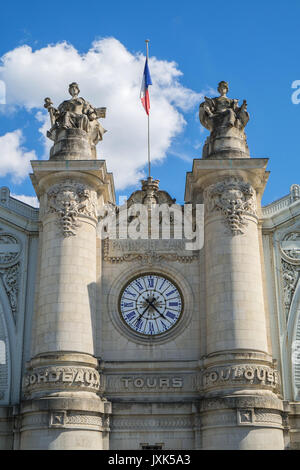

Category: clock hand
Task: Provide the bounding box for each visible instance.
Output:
[145,298,170,320]
[134,304,150,324]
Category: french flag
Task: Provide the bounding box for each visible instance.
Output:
[140,58,152,115]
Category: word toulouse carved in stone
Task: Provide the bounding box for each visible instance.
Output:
[203,364,280,390]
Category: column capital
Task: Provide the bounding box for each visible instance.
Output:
[185,158,270,205]
[30,159,115,205]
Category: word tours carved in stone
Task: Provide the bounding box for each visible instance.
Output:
[120,376,183,389]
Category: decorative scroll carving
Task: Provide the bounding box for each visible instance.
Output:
[104,250,198,265]
[1,263,19,319]
[0,234,21,265]
[103,239,198,264]
[281,232,300,261]
[47,180,97,237]
[204,177,257,235]
[282,260,300,317]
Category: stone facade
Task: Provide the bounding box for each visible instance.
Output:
[0,83,300,449]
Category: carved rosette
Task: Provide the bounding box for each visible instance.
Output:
[47,180,97,237]
[204,177,257,235]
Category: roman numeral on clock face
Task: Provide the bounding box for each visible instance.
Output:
[119,274,183,336]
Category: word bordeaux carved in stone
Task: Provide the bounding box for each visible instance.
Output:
[203,364,280,390]
[23,366,101,391]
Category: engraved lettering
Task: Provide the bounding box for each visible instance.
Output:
[172,377,183,388]
[134,378,144,388]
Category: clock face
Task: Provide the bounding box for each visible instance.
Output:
[119,274,183,336]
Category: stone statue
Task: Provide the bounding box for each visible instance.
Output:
[199,81,250,159]
[44,83,107,160]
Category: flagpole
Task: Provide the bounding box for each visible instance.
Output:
[146,39,151,179]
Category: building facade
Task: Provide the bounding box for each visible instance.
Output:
[0,82,300,450]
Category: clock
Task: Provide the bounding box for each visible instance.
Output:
[119,274,183,336]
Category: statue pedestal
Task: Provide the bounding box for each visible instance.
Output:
[49,128,94,161]
[202,126,250,159]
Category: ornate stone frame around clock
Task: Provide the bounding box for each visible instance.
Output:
[107,263,195,345]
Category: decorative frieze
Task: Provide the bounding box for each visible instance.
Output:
[0,233,21,265]
[111,416,192,431]
[103,239,199,264]
[279,230,300,318]
[0,263,19,319]
[281,260,299,318]
[204,177,257,235]
[47,180,97,237]
[280,231,300,262]
[49,411,105,429]
[237,408,282,427]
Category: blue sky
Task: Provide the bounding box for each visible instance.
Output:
[0,0,300,206]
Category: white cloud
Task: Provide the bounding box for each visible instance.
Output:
[0,80,5,104]
[11,193,39,208]
[0,38,203,189]
[0,130,37,182]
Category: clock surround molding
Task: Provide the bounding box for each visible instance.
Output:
[107,262,195,345]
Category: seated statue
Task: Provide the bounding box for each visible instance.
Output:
[44,82,107,146]
[199,81,249,132]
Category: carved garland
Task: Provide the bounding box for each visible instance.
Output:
[47,180,97,237]
[204,177,257,235]
[103,239,198,264]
